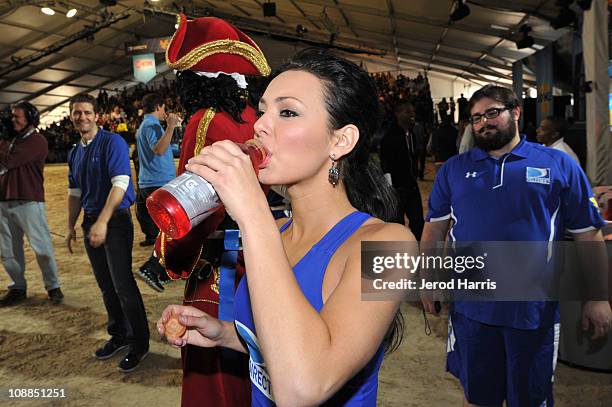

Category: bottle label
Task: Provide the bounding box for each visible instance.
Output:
[162,172,220,227]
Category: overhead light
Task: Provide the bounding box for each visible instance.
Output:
[529,88,537,98]
[550,1,577,29]
[66,8,77,18]
[295,24,308,36]
[490,24,510,31]
[263,1,276,17]
[41,7,55,15]
[450,0,470,22]
[515,25,535,49]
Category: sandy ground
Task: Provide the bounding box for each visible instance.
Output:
[0,163,611,406]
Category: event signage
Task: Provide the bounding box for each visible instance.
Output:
[125,37,171,55]
[132,53,157,83]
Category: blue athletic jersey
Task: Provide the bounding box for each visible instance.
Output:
[136,114,176,188]
[427,138,605,328]
[68,128,135,214]
[234,212,385,406]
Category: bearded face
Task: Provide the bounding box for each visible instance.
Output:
[474,117,516,152]
[470,98,518,152]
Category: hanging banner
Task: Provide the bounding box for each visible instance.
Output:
[133,53,156,84]
[535,47,553,125]
[125,37,171,55]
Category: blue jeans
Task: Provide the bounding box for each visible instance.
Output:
[0,200,60,291]
[82,208,149,350]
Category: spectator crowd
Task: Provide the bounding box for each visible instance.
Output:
[40,78,182,163]
[39,70,494,171]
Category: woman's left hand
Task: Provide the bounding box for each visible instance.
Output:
[185,140,267,224]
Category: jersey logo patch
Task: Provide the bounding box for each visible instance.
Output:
[465,171,478,178]
[526,167,550,185]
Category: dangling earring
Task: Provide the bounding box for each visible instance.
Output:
[328,154,339,187]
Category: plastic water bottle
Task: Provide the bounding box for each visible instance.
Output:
[146,139,270,239]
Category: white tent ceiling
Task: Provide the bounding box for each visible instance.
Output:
[0,0,578,123]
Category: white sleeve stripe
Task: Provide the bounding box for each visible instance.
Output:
[429,214,451,222]
[68,188,81,197]
[111,175,130,191]
[566,226,598,234]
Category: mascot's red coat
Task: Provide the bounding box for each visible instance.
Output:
[156,107,257,407]
[156,13,270,407]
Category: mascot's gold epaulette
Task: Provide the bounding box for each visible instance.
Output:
[194,108,216,157]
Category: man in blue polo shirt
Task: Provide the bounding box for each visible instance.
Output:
[135,92,180,246]
[134,93,181,292]
[421,85,611,406]
[66,93,149,373]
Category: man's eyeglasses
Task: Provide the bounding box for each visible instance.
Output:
[470,107,510,125]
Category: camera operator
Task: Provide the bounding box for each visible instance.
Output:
[0,101,63,306]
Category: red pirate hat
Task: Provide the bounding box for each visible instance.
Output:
[166,14,270,76]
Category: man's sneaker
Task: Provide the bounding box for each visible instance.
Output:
[0,288,26,307]
[136,267,164,292]
[118,349,148,373]
[48,288,64,305]
[94,339,129,360]
[158,271,173,286]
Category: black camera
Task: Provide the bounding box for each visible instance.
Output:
[0,105,15,140]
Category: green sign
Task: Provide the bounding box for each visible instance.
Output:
[133,53,156,83]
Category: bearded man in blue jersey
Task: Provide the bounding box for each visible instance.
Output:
[421,85,611,407]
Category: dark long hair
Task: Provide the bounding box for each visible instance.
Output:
[274,48,400,222]
[175,70,250,123]
[274,48,404,353]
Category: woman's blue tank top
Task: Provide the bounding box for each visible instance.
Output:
[234,211,385,406]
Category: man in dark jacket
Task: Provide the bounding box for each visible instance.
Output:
[380,102,425,240]
[0,101,63,306]
[432,116,458,162]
